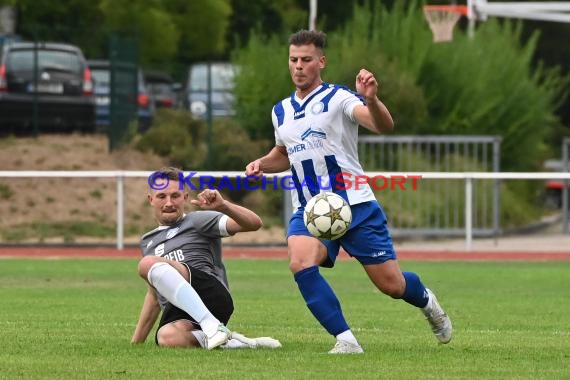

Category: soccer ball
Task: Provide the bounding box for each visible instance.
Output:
[303,192,352,240]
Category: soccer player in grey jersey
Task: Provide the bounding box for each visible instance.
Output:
[131,167,280,350]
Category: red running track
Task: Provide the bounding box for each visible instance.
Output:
[1,246,570,261]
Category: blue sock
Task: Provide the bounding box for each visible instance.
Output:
[294,266,350,336]
[401,271,429,308]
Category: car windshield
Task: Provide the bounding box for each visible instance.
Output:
[190,63,234,91]
[91,69,110,85]
[7,49,82,74]
[90,66,144,91]
[148,82,173,95]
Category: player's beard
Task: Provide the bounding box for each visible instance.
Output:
[158,209,183,225]
[293,75,309,90]
[293,74,321,96]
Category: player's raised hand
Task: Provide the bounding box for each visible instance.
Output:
[245,159,264,177]
[191,188,224,210]
[355,68,379,100]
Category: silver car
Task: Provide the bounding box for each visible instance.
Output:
[184,62,236,119]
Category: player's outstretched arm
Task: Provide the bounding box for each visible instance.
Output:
[245,145,289,176]
[191,189,263,233]
[131,287,160,344]
[354,68,394,134]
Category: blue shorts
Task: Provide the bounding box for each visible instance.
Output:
[287,200,397,267]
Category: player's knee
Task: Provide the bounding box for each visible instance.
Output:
[157,329,183,348]
[137,256,160,279]
[156,332,175,347]
[377,276,406,298]
[383,283,406,298]
[288,247,326,273]
[289,260,302,273]
[157,326,200,348]
[289,259,316,274]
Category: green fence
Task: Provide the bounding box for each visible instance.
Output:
[108,36,138,151]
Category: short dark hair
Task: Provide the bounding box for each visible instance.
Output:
[156,166,182,181]
[148,167,186,191]
[289,29,327,52]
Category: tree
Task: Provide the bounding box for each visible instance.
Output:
[10,0,105,57]
[7,0,234,68]
[99,0,179,65]
[228,0,306,51]
[162,0,232,62]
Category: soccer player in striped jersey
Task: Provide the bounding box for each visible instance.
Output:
[245,30,452,354]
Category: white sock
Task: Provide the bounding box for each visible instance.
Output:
[336,330,359,346]
[147,262,221,336]
[222,339,252,349]
[191,330,207,348]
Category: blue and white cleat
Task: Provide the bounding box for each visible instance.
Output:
[422,289,453,344]
[328,340,364,354]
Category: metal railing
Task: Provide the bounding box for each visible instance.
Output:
[1,170,569,251]
[358,135,502,237]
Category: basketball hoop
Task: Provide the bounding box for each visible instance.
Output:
[423,5,469,43]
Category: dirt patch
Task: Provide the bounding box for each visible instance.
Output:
[0,133,285,244]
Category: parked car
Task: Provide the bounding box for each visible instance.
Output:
[87,59,154,132]
[184,62,236,119]
[0,41,95,132]
[144,70,179,109]
[0,33,22,50]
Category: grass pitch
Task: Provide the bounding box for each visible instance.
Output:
[0,258,569,379]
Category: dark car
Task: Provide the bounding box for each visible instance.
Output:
[0,33,22,50]
[88,59,154,132]
[0,41,95,132]
[144,70,179,109]
[184,62,236,119]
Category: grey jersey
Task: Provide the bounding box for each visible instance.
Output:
[140,211,231,306]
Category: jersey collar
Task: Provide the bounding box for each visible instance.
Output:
[290,82,329,115]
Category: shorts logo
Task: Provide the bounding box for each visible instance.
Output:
[166,227,179,239]
[372,250,388,258]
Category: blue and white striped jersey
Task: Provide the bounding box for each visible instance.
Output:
[272,82,376,210]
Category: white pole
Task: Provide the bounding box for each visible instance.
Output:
[309,0,317,30]
[483,2,570,11]
[116,175,124,250]
[563,140,569,234]
[467,0,476,37]
[473,0,570,23]
[465,178,473,251]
